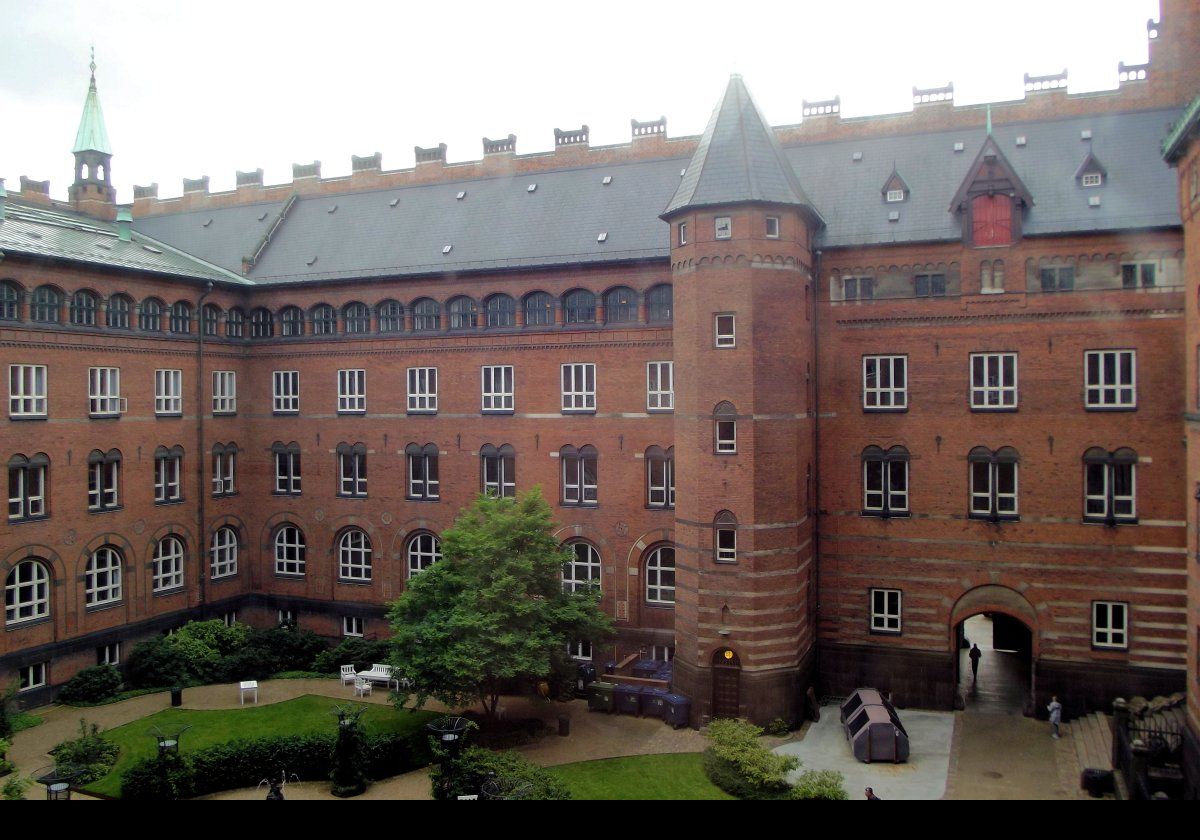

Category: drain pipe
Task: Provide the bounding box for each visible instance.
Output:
[810,250,823,642]
[196,281,213,610]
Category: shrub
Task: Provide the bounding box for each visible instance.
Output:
[312,637,392,674]
[58,665,123,704]
[125,636,191,689]
[330,709,369,797]
[49,719,120,785]
[2,775,32,800]
[0,682,16,740]
[790,769,849,800]
[121,751,195,800]
[702,718,797,800]
[430,746,571,800]
[215,646,282,683]
[0,737,13,776]
[166,620,250,682]
[766,717,791,737]
[243,623,328,674]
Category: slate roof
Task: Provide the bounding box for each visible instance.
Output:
[0,200,252,285]
[131,106,1183,285]
[662,75,819,220]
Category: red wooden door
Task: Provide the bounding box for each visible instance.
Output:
[972,194,1012,246]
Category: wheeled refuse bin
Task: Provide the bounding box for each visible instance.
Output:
[640,687,670,719]
[587,681,615,713]
[576,662,597,692]
[664,694,692,729]
[614,684,643,716]
[632,659,660,679]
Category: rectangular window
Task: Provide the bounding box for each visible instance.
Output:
[970,353,1017,409]
[88,367,123,417]
[914,273,947,297]
[88,459,120,511]
[562,451,598,506]
[155,369,183,415]
[1039,266,1075,292]
[886,189,905,203]
[678,222,688,246]
[155,453,182,503]
[714,216,732,239]
[765,216,780,238]
[338,369,366,414]
[338,450,367,497]
[8,365,48,418]
[716,420,736,454]
[407,451,440,501]
[1121,262,1156,288]
[18,662,47,692]
[1081,173,1102,188]
[343,616,364,638]
[97,642,121,666]
[970,459,1018,519]
[843,277,874,301]
[647,454,675,509]
[863,457,909,515]
[211,371,236,415]
[1085,460,1136,522]
[8,459,47,521]
[273,370,299,414]
[481,365,514,412]
[407,367,437,413]
[716,527,737,563]
[863,356,907,410]
[1092,601,1128,649]
[647,361,674,411]
[561,363,596,412]
[567,640,593,661]
[212,449,236,497]
[482,452,516,498]
[714,314,736,348]
[274,450,301,495]
[1085,350,1135,409]
[870,589,902,634]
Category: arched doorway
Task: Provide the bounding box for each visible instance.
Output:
[951,586,1038,715]
[711,648,741,719]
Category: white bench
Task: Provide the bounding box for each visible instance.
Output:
[356,664,401,691]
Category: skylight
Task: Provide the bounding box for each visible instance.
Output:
[597,232,608,243]
[602,176,612,185]
[456,191,466,201]
[442,244,453,254]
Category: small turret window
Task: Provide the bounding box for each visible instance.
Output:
[765,217,780,239]
[714,217,732,240]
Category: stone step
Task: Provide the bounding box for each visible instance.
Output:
[1080,712,1113,771]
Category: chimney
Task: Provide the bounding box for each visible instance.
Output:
[236,168,264,187]
[483,135,516,155]
[415,144,447,165]
[913,82,954,107]
[351,153,382,172]
[1024,69,1068,94]
[116,207,132,241]
[133,183,159,199]
[632,117,667,140]
[18,176,53,207]
[183,176,210,195]
[554,125,589,149]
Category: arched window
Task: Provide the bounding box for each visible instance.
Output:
[202,304,221,336]
[87,448,121,511]
[280,306,304,337]
[0,281,20,321]
[5,559,50,625]
[1083,447,1137,524]
[85,545,123,607]
[31,286,61,323]
[138,297,163,331]
[152,536,185,592]
[862,446,910,517]
[644,545,675,605]
[561,445,598,506]
[170,301,192,334]
[524,292,554,327]
[336,442,367,498]
[968,446,1019,520]
[274,525,307,576]
[645,446,675,509]
[406,532,440,578]
[646,284,673,322]
[714,402,737,454]
[311,304,336,336]
[343,302,370,334]
[480,443,516,498]
[107,294,133,329]
[338,529,373,581]
[153,445,184,504]
[377,300,404,333]
[210,526,239,579]
[562,542,601,593]
[412,298,440,332]
[272,441,302,495]
[485,294,516,328]
[714,510,738,563]
[70,290,98,326]
[8,452,49,520]
[225,307,244,338]
[562,289,596,324]
[604,287,637,323]
[406,443,440,500]
[448,296,477,330]
[250,307,274,338]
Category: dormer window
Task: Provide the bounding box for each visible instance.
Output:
[1081,173,1102,188]
[714,217,732,240]
[886,189,905,203]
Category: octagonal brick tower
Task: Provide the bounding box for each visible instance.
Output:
[661,75,823,726]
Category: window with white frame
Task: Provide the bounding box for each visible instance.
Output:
[155,369,182,415]
[273,442,302,495]
[212,371,236,415]
[8,364,47,418]
[862,446,909,516]
[5,560,50,625]
[562,542,601,593]
[481,444,516,498]
[651,645,675,662]
[1092,601,1128,649]
[88,367,123,417]
[765,216,780,238]
[97,642,121,666]
[18,662,47,692]
[646,446,674,509]
[644,546,675,605]
[273,370,299,414]
[407,532,440,577]
[647,361,674,411]
[561,445,598,506]
[886,189,905,203]
[481,365,514,412]
[8,453,48,521]
[338,369,366,414]
[714,402,737,454]
[337,443,367,497]
[274,525,306,576]
[969,353,1017,409]
[715,512,737,563]
[1084,350,1135,409]
[154,446,183,503]
[212,443,237,496]
[152,536,185,592]
[678,222,688,246]
[714,216,732,239]
[567,640,593,660]
[714,314,735,348]
[1081,172,1103,188]
[406,443,440,500]
[407,367,437,413]
[87,449,121,511]
[210,526,238,579]
[343,616,365,637]
[870,589,902,633]
[969,446,1019,519]
[222,611,238,627]
[1083,447,1137,523]
[863,356,907,410]
[278,610,295,626]
[85,546,123,608]
[561,363,596,412]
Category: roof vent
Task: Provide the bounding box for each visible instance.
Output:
[94,242,112,251]
[888,211,900,222]
[680,168,686,178]
[442,244,453,254]
[143,245,162,254]
[389,198,399,208]
[953,142,965,152]
[257,212,268,222]
[306,256,318,266]
[1015,136,1027,147]
[527,183,537,193]
[327,204,338,214]
[24,230,42,240]
[852,151,863,162]
[456,191,466,201]
[1080,129,1092,140]
[602,175,612,185]
[202,218,213,228]
[597,232,608,243]
[1088,196,1102,207]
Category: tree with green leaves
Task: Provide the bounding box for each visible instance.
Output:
[388,490,613,720]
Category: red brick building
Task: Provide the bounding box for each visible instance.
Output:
[2,3,1197,770]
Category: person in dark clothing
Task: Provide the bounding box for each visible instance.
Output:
[865,787,881,800]
[968,643,982,682]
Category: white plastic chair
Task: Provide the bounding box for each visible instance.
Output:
[340,664,356,685]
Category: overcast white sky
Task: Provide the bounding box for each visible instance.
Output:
[0,0,1161,203]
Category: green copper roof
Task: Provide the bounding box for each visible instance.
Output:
[1162,95,1200,162]
[73,59,112,155]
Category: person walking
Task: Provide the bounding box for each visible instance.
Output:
[865,787,881,800]
[968,643,981,683]
[1047,695,1063,739]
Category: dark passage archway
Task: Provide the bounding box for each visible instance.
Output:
[956,614,1033,714]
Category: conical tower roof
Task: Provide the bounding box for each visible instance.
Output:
[662,75,820,222]
[73,55,112,155]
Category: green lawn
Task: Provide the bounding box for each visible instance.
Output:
[550,753,733,800]
[87,695,436,798]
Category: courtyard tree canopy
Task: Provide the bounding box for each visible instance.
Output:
[388,490,613,719]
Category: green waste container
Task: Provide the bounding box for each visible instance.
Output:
[587,681,615,713]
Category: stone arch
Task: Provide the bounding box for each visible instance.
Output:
[949,584,1039,657]
[552,523,614,559]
